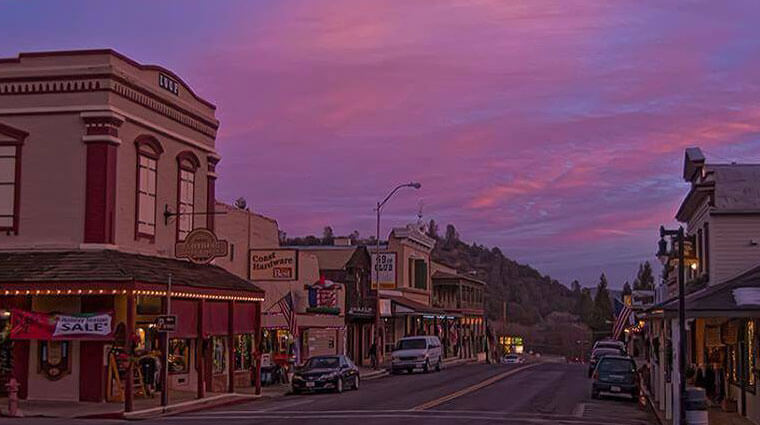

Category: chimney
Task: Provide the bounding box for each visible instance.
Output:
[333,237,352,247]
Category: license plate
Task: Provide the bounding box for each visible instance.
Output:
[306,382,315,388]
[610,386,621,392]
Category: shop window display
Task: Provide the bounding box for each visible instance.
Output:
[169,338,191,374]
[234,334,252,371]
[38,340,70,380]
[212,337,226,374]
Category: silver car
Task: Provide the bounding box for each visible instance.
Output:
[391,336,443,374]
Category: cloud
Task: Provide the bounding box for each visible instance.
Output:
[5,0,760,286]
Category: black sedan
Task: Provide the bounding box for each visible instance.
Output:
[291,355,360,394]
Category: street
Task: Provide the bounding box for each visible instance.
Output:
[2,362,654,425]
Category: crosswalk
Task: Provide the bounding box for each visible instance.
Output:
[165,405,654,425]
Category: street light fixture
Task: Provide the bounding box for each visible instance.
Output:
[374,182,421,368]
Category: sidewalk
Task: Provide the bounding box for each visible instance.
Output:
[646,393,755,425]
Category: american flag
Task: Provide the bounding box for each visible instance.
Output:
[612,302,633,340]
[276,292,298,337]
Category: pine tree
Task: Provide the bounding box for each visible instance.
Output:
[633,262,655,290]
[322,226,334,245]
[427,219,439,239]
[591,273,613,335]
[622,281,632,296]
[578,288,594,325]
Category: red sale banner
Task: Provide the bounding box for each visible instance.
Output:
[10,309,114,340]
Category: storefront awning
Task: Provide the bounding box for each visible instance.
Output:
[660,264,760,318]
[0,249,265,301]
[384,295,445,316]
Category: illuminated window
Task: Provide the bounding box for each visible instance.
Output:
[168,338,191,374]
[749,321,756,387]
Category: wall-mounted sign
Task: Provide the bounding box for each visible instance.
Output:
[154,315,177,332]
[175,228,229,264]
[249,249,298,281]
[10,310,113,340]
[158,73,179,95]
[371,252,397,289]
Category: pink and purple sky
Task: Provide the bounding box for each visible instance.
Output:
[4,1,760,287]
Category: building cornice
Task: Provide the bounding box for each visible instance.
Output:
[0,71,219,137]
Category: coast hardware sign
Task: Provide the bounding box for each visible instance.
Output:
[249,249,298,281]
[175,228,229,264]
[10,310,113,340]
[371,252,397,289]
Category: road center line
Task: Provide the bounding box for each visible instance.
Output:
[410,363,540,411]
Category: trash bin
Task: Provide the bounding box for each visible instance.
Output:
[684,386,708,425]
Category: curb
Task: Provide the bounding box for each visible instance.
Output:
[361,370,389,381]
[121,393,259,420]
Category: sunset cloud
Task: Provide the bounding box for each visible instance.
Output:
[3,0,760,286]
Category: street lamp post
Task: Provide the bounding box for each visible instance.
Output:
[374,182,421,369]
[656,225,690,425]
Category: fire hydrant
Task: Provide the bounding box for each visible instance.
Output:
[5,378,20,417]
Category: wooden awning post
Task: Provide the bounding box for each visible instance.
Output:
[196,298,205,399]
[125,292,135,412]
[228,300,235,393]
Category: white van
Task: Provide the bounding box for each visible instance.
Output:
[390,335,443,374]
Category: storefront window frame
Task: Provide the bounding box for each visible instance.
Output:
[168,338,191,375]
[212,336,226,375]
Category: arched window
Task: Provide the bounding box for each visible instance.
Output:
[176,151,200,241]
[134,136,163,239]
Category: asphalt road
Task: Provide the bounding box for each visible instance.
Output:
[1,362,655,425]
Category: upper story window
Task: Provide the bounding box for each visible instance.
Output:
[0,123,28,235]
[0,145,19,232]
[410,259,427,290]
[176,151,200,241]
[135,136,164,240]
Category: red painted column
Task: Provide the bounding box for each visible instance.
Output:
[206,157,219,231]
[82,113,122,244]
[228,301,235,393]
[125,293,135,412]
[196,299,205,399]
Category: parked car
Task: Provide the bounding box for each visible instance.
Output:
[592,340,625,352]
[291,355,359,394]
[591,355,637,400]
[588,347,623,377]
[391,335,443,374]
[501,354,524,364]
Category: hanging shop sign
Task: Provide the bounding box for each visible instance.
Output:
[371,252,397,289]
[379,298,392,317]
[249,249,298,281]
[154,315,177,332]
[10,310,113,340]
[175,228,229,264]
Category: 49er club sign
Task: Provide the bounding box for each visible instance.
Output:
[175,228,229,264]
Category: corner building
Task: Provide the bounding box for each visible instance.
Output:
[0,50,263,406]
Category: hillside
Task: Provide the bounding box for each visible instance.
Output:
[431,226,577,325]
